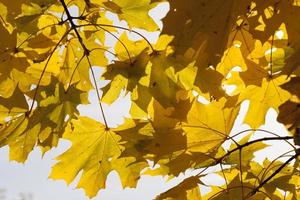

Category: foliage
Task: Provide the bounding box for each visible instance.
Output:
[0,0,299,199]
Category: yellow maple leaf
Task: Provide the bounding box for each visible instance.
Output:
[50,117,147,197]
[156,176,202,200]
[182,97,240,153]
[239,75,290,129]
[104,0,160,31]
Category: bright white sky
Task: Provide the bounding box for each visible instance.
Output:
[0,3,294,200]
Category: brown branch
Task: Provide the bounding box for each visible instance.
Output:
[253,149,295,187]
[60,0,109,129]
[29,29,70,113]
[207,185,273,200]
[91,24,133,63]
[60,0,89,55]
[83,0,91,7]
[76,22,155,52]
[196,136,294,178]
[219,163,228,191]
[239,149,244,199]
[230,128,296,150]
[245,150,300,199]
[65,54,85,93]
[269,34,274,77]
[215,136,294,165]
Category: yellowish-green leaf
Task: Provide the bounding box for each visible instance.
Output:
[156,176,202,200]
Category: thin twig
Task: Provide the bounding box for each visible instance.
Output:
[269,34,274,77]
[216,136,294,165]
[220,163,229,191]
[60,0,89,54]
[86,56,109,129]
[239,149,244,199]
[76,23,155,52]
[245,150,300,199]
[60,0,109,128]
[29,30,70,113]
[253,149,295,187]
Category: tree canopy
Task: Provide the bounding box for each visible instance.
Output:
[0,0,299,199]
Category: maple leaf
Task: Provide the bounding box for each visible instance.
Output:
[239,75,290,129]
[182,97,240,153]
[224,133,269,169]
[162,0,253,67]
[156,176,202,200]
[1,0,300,199]
[278,77,300,133]
[103,0,160,31]
[50,117,147,197]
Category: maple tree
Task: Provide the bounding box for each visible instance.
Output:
[0,0,299,199]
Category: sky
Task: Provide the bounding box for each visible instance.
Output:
[0,101,293,200]
[0,2,295,200]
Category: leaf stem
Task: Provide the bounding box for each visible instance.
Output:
[87,56,109,129]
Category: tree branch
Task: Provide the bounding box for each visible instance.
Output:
[59,0,109,129]
[60,0,89,55]
[215,136,294,164]
[245,149,300,199]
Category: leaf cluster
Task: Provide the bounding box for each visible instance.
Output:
[0,0,299,199]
